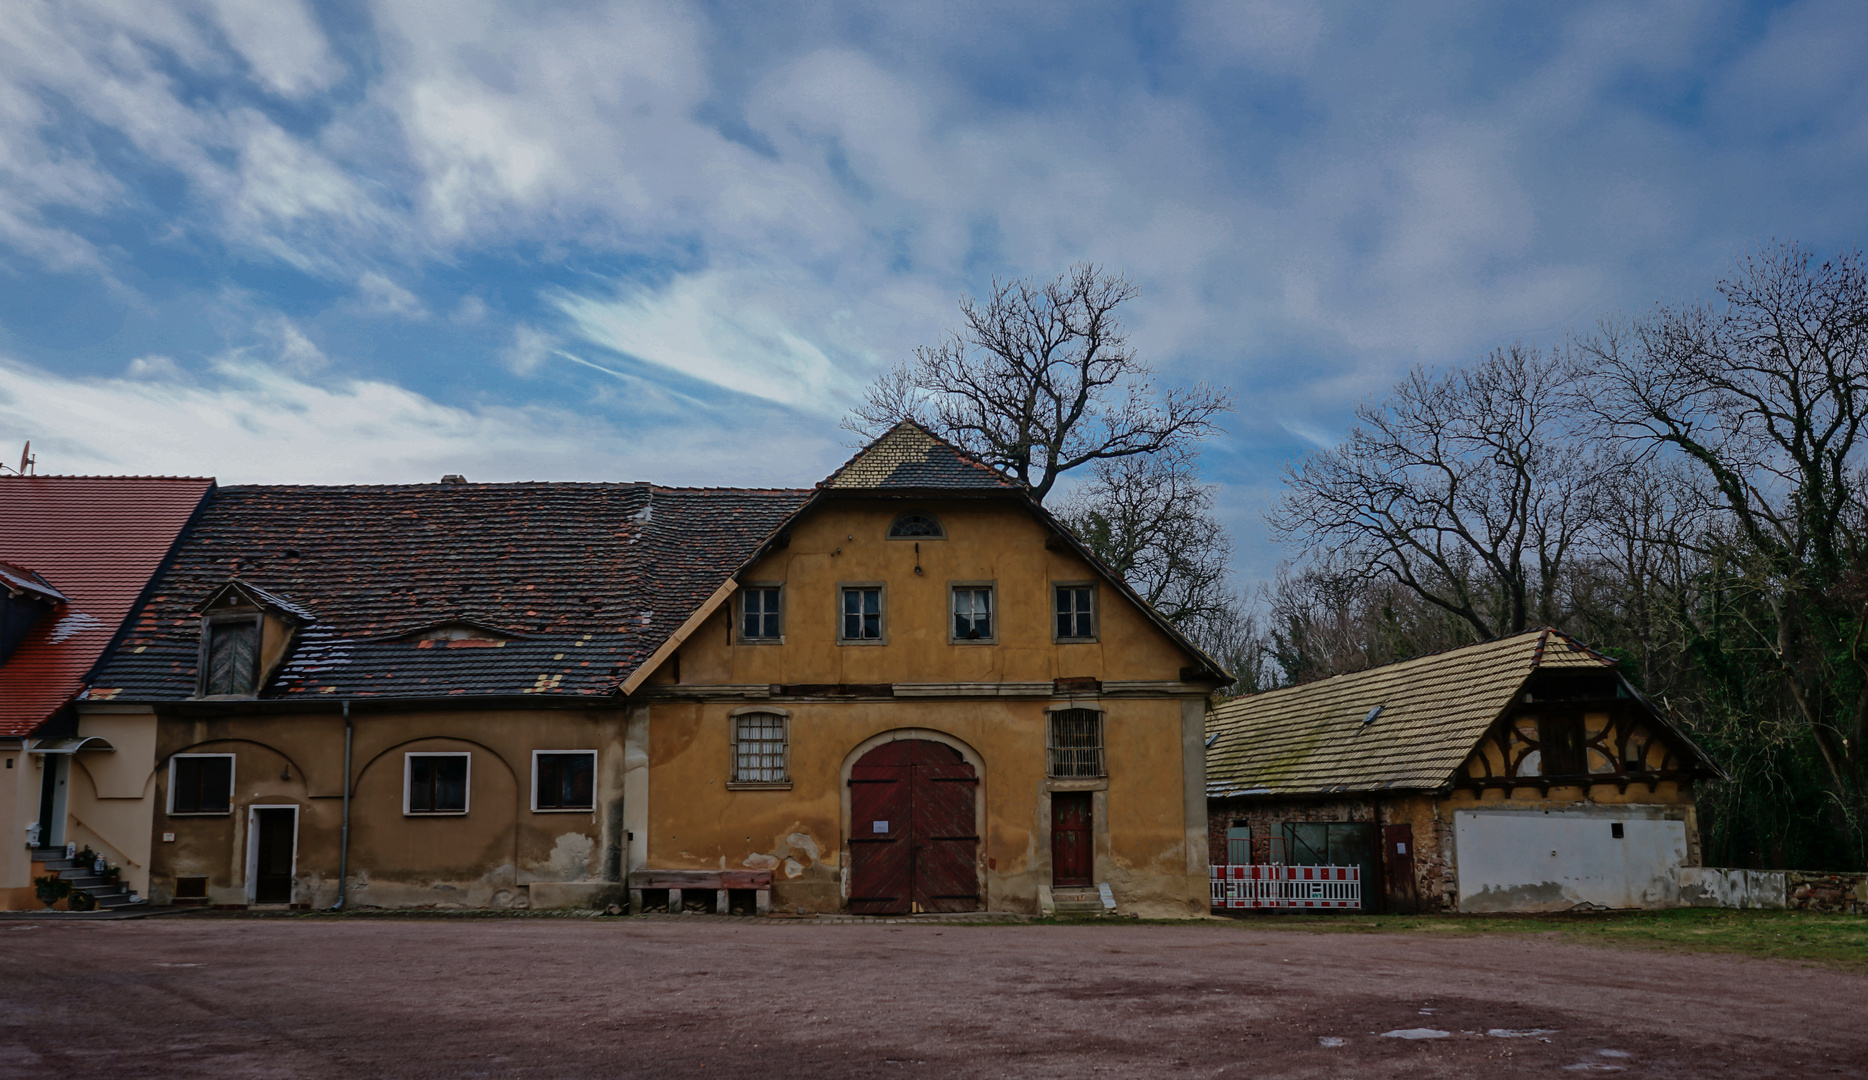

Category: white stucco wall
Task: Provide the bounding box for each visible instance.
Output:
[1455,805,1687,912]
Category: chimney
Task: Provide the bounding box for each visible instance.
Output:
[440,474,466,485]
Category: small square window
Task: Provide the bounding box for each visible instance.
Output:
[533,751,596,812]
[840,586,883,642]
[169,755,234,815]
[734,713,788,784]
[1055,585,1095,641]
[406,753,469,815]
[1047,708,1105,778]
[741,585,782,641]
[952,585,994,642]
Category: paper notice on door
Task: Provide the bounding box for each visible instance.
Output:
[873,820,888,834]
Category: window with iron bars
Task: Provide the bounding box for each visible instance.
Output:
[734,713,789,784]
[1047,708,1105,778]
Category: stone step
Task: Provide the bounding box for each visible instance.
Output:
[96,894,146,909]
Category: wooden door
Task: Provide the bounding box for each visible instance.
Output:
[1381,823,1418,914]
[1051,792,1093,888]
[848,740,979,915]
[254,808,296,905]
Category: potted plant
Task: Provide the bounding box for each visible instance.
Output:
[33,874,71,910]
[67,889,96,912]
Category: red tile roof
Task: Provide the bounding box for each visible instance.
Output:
[0,476,214,737]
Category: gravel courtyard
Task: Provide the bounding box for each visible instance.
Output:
[1,915,1862,1079]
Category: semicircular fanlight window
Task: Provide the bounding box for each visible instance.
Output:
[888,513,945,539]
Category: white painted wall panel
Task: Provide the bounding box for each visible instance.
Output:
[1455,807,1687,912]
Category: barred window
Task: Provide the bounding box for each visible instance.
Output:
[1047,708,1105,778]
[888,513,944,538]
[734,713,789,784]
[1054,585,1094,641]
[741,586,782,641]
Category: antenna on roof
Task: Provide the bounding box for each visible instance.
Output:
[2,441,32,476]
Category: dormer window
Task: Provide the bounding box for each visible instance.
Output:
[888,513,944,539]
[192,581,310,699]
[202,616,262,696]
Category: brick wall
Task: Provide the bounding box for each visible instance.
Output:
[1208,795,1456,913]
[1786,870,1868,914]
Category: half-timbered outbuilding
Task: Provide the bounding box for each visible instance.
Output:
[1204,629,1722,913]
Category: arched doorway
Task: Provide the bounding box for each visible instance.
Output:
[848,740,980,915]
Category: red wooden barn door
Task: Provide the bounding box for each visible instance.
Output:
[848,740,980,915]
[1051,792,1093,888]
[1382,823,1419,914]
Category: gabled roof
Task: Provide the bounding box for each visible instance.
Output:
[621,421,1231,691]
[0,561,69,604]
[193,580,315,622]
[1205,628,1705,798]
[0,475,215,736]
[91,482,808,701]
[821,421,1019,491]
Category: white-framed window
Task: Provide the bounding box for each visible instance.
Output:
[887,513,945,539]
[951,582,996,643]
[732,712,789,785]
[532,750,597,812]
[740,584,783,642]
[839,584,885,643]
[1047,708,1105,778]
[404,752,470,815]
[168,753,235,815]
[1054,583,1096,642]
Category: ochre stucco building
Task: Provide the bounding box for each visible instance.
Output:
[84,423,1226,916]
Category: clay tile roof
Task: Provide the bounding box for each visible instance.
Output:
[1204,629,1624,797]
[821,421,1018,491]
[0,475,215,736]
[90,482,809,701]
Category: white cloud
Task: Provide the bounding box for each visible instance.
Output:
[1181,0,1324,74]
[203,0,342,99]
[552,271,867,415]
[357,271,427,319]
[501,323,555,375]
[0,353,838,487]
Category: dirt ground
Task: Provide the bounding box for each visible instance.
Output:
[1,915,1864,1079]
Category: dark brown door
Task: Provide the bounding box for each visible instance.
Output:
[848,740,980,915]
[1381,823,1418,915]
[1051,792,1093,888]
[254,808,295,905]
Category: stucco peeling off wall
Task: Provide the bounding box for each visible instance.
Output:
[1455,807,1687,912]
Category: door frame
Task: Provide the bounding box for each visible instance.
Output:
[244,804,299,906]
[840,729,987,909]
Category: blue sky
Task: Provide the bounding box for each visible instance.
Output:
[1,0,1864,587]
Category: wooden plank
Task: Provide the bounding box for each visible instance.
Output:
[627,869,772,889]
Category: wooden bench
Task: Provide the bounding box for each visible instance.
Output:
[627,869,774,915]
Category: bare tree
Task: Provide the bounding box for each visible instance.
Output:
[1055,449,1234,630]
[1270,344,1607,641]
[847,264,1230,503]
[1579,242,1868,849]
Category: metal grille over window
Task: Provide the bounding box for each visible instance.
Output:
[735,713,788,783]
[953,587,992,640]
[1047,708,1105,778]
[408,755,467,813]
[742,587,781,640]
[888,513,944,538]
[842,587,881,640]
[1055,586,1093,639]
[204,620,259,695]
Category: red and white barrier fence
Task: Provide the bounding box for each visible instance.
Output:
[1210,864,1361,910]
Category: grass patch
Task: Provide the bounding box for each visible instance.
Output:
[1226,908,1868,969]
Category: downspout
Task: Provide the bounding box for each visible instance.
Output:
[331,700,352,911]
